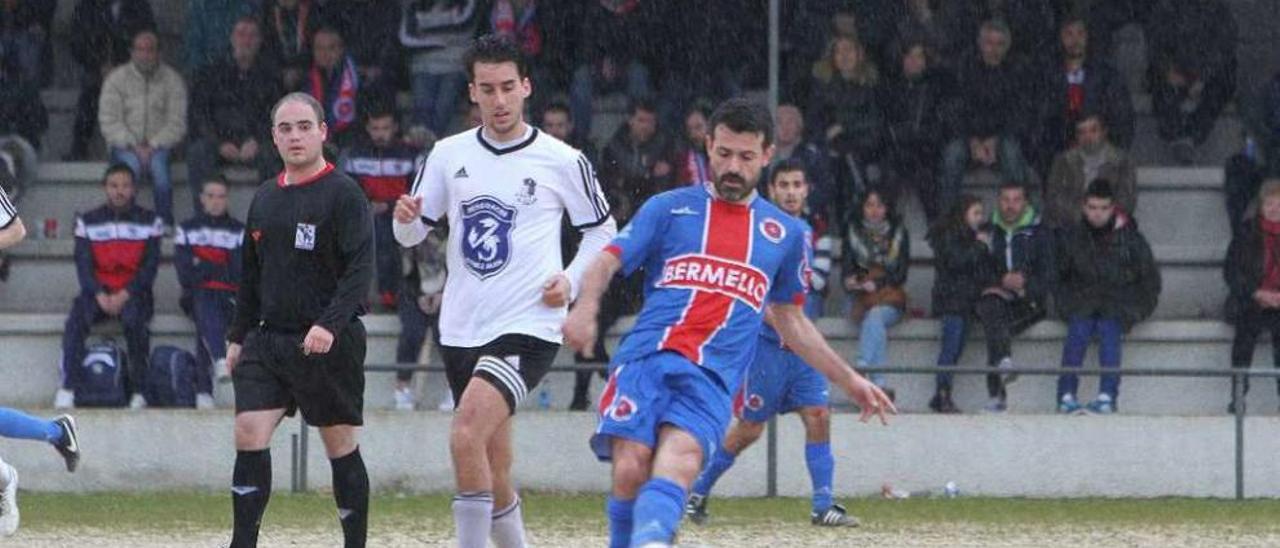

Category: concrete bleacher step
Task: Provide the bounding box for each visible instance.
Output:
[1,313,1272,418]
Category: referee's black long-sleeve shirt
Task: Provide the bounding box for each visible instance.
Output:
[227,164,373,344]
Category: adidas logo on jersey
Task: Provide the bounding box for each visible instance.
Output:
[454,166,469,179]
[670,206,698,215]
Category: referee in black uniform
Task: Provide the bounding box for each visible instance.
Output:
[225,92,374,548]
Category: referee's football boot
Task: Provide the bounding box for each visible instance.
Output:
[684,493,709,525]
[811,503,860,527]
[52,415,81,472]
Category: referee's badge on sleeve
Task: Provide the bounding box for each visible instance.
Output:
[295,223,316,250]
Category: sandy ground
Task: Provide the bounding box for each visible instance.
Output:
[9,522,1280,547]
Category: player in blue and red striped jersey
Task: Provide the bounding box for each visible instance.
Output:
[563,98,896,548]
[685,159,857,528]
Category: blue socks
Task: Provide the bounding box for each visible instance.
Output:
[630,477,686,546]
[805,442,835,513]
[606,496,635,548]
[691,445,736,498]
[0,407,63,444]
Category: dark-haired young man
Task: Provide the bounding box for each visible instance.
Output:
[563,98,894,548]
[394,36,615,548]
[226,92,374,548]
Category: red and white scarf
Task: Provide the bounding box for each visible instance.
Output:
[309,56,359,132]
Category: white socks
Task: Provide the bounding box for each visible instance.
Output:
[453,491,494,548]
[491,497,527,548]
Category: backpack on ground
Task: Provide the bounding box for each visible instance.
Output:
[145,345,199,408]
[74,339,128,407]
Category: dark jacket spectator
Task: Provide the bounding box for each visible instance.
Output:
[184,0,258,74]
[321,0,401,102]
[303,27,361,145]
[943,0,1057,64]
[882,38,957,222]
[952,21,1035,141]
[261,0,320,90]
[842,191,910,296]
[599,100,676,224]
[0,0,55,86]
[1044,114,1138,230]
[1056,197,1160,330]
[767,104,836,224]
[1224,180,1280,404]
[890,0,956,71]
[1035,17,1135,171]
[989,193,1055,313]
[808,34,886,163]
[1145,0,1237,151]
[927,195,998,317]
[66,0,156,159]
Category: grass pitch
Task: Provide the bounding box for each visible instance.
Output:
[9,491,1280,546]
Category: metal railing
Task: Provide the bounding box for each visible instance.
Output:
[286,363,1275,500]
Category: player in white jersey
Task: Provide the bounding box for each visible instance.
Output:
[393,36,615,548]
[0,185,83,537]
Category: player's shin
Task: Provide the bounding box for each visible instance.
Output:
[0,408,63,443]
[606,496,636,548]
[630,477,687,546]
[230,449,272,548]
[805,442,835,513]
[330,446,369,548]
[690,446,736,498]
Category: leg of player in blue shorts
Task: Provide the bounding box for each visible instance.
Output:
[0,409,81,536]
[685,345,857,527]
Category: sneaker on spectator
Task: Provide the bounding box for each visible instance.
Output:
[982,397,1007,414]
[0,463,18,536]
[1086,393,1115,415]
[195,393,216,410]
[214,358,231,384]
[1058,394,1084,415]
[929,391,960,414]
[437,391,455,412]
[394,386,415,411]
[51,415,80,473]
[53,389,74,410]
[997,356,1018,385]
[129,394,147,410]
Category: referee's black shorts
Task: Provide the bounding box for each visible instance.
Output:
[233,320,367,426]
[441,334,558,415]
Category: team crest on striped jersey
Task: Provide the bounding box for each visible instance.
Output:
[760,217,785,243]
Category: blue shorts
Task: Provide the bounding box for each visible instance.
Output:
[734,342,829,423]
[590,352,731,466]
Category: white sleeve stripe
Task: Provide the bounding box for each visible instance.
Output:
[576,155,608,220]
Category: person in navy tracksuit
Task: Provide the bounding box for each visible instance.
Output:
[58,163,162,408]
[175,175,244,405]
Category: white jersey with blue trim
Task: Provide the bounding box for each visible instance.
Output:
[0,186,15,229]
[409,125,611,347]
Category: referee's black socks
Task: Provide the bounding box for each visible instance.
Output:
[231,448,272,548]
[331,446,369,548]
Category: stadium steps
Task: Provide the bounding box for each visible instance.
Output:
[0,312,1270,418]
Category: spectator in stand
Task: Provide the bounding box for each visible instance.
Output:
[599,98,675,225]
[0,0,55,86]
[1145,0,1237,165]
[930,182,1053,413]
[568,1,653,144]
[188,16,282,207]
[99,30,188,228]
[340,107,421,310]
[1044,111,1137,230]
[483,0,552,117]
[540,101,597,163]
[1224,72,1280,233]
[882,36,957,223]
[1224,180,1280,414]
[303,27,360,147]
[841,188,909,401]
[1082,0,1153,61]
[394,231,450,411]
[1034,15,1134,173]
[940,19,1032,214]
[927,194,997,412]
[261,0,319,91]
[809,34,887,209]
[184,0,258,75]
[174,176,244,410]
[67,0,155,160]
[400,0,482,139]
[54,164,163,410]
[1055,179,1161,415]
[945,0,1057,65]
[891,0,955,70]
[321,0,401,112]
[674,100,711,187]
[768,104,835,225]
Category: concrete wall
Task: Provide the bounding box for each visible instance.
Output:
[3,410,1279,498]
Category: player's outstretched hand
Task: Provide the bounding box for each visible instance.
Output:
[226,343,242,374]
[394,195,422,224]
[847,375,897,426]
[301,325,335,356]
[562,306,598,358]
[541,273,571,308]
